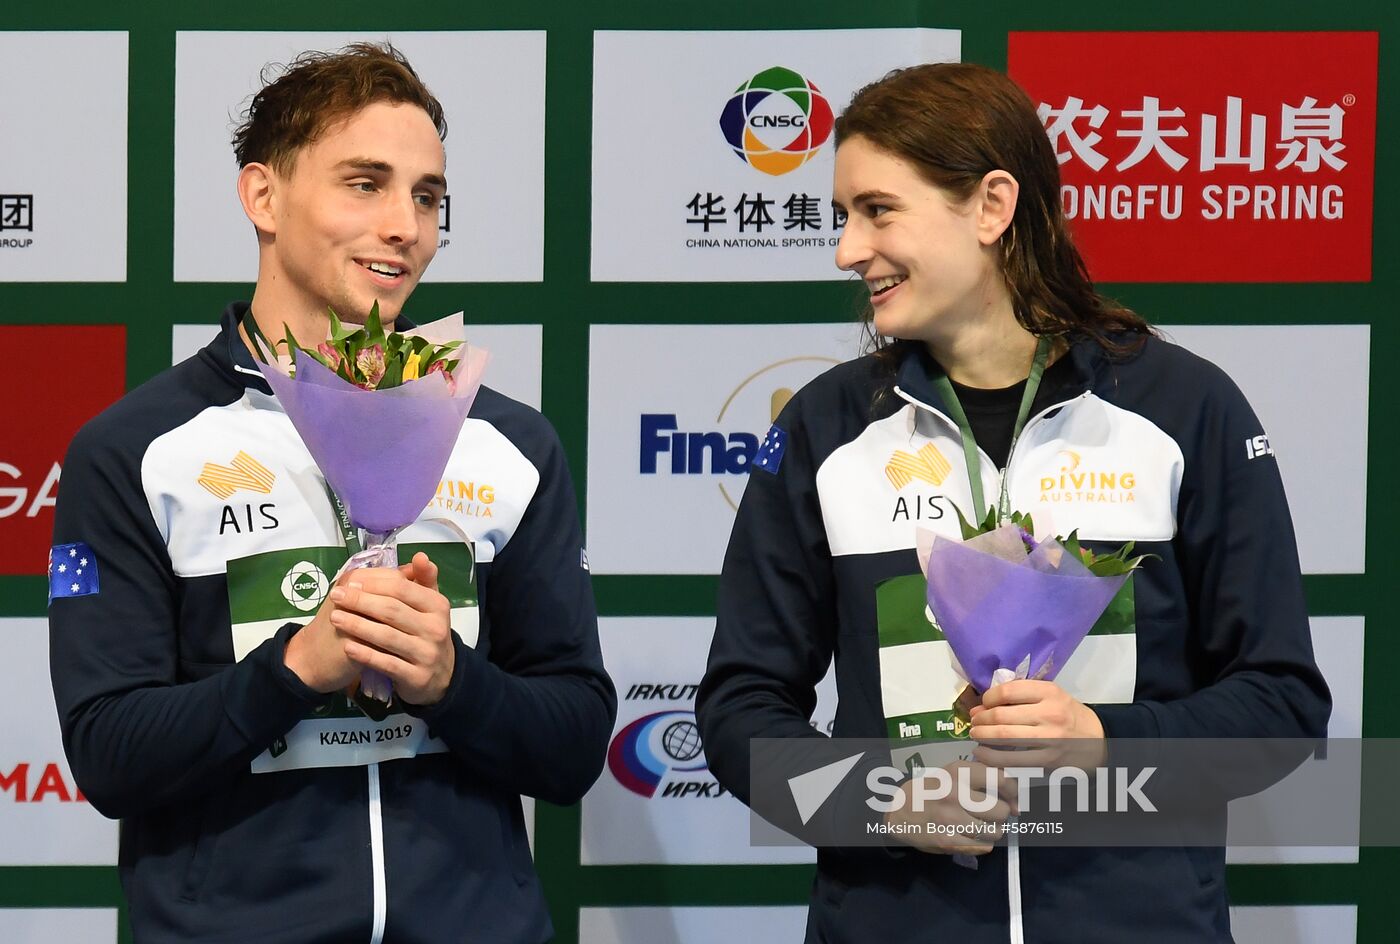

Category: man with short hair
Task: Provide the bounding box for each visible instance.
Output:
[49,43,614,943]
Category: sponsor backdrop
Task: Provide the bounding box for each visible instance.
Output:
[0,3,1392,943]
[172,31,546,284]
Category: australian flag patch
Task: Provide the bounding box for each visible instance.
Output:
[49,543,100,602]
[753,424,788,475]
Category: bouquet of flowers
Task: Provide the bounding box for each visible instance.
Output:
[250,303,488,718]
[916,507,1146,724]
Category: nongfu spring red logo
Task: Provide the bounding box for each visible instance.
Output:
[1009,31,1378,282]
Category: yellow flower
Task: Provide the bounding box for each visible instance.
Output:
[403,351,422,381]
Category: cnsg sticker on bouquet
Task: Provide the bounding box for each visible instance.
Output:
[1008,31,1378,281]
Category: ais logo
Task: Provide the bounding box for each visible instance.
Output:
[720,66,835,176]
[607,710,709,798]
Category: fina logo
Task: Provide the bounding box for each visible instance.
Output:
[639,355,839,510]
[719,67,835,176]
[607,710,708,798]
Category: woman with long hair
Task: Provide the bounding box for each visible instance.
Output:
[698,62,1328,943]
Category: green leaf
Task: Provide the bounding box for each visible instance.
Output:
[244,316,274,364]
[281,325,303,374]
[327,307,354,343]
[951,502,980,541]
[1063,529,1082,560]
[379,356,404,390]
[421,340,462,372]
[365,301,387,348]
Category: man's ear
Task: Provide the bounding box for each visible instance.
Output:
[237,162,278,236]
[974,169,1020,247]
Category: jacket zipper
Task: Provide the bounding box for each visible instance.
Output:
[369,763,387,944]
[897,385,1095,944]
[893,386,1089,513]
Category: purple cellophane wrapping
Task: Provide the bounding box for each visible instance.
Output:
[257,324,487,535]
[923,525,1127,692]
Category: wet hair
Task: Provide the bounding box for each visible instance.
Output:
[834,62,1150,363]
[232,42,446,173]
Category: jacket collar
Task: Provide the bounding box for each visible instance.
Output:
[893,334,1105,415]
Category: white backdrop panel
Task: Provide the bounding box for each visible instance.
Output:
[1230,905,1357,944]
[586,322,863,574]
[591,29,960,281]
[174,31,545,282]
[0,619,118,865]
[579,906,808,944]
[0,32,126,282]
[1228,615,1363,865]
[0,908,118,944]
[582,617,836,865]
[1164,325,1368,574]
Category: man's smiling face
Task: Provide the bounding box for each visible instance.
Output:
[264,100,446,325]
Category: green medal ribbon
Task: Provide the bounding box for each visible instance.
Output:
[242,308,278,365]
[929,336,1052,522]
[323,482,362,555]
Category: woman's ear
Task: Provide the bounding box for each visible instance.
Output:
[975,169,1020,247]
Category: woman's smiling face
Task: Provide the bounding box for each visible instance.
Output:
[832,135,1004,344]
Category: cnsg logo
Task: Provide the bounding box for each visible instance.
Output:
[607,710,716,799]
[281,561,330,613]
[887,442,954,524]
[719,67,835,176]
[639,355,839,511]
[1039,450,1137,505]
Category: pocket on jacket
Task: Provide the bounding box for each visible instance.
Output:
[497,794,534,886]
[1180,844,1222,888]
[178,797,219,902]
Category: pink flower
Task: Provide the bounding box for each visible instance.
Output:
[316,342,342,372]
[355,344,386,387]
[427,359,457,394]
